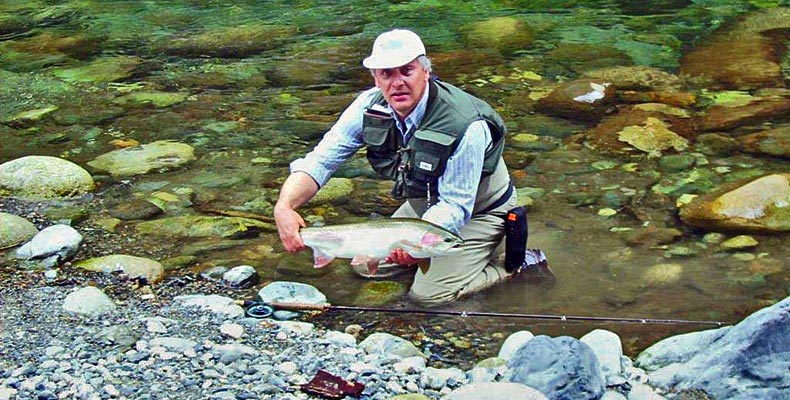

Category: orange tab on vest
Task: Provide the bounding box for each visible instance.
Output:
[508,213,518,221]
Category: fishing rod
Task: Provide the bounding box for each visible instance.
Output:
[247,301,727,326]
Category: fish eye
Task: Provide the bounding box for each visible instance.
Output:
[443,238,453,242]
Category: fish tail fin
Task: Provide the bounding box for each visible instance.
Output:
[366,260,379,276]
[313,249,335,268]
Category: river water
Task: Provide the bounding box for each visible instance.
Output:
[1,0,789,357]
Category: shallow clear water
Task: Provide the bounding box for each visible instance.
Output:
[1,0,789,356]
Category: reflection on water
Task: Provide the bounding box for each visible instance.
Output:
[1,0,789,356]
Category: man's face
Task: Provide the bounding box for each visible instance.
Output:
[372,58,430,119]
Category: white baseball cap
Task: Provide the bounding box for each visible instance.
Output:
[362,29,426,69]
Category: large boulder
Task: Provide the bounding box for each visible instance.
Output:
[0,156,94,199]
[679,8,790,90]
[637,297,790,400]
[15,224,83,268]
[0,213,38,249]
[679,174,790,232]
[507,335,605,400]
[87,140,195,177]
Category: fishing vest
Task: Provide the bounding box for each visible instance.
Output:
[362,79,511,214]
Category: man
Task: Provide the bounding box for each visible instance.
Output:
[274,29,551,306]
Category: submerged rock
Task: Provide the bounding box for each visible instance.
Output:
[353,281,406,307]
[679,174,790,232]
[2,105,59,128]
[87,140,195,177]
[462,16,535,56]
[308,177,354,205]
[52,55,141,84]
[637,296,790,400]
[736,125,790,158]
[617,117,689,158]
[159,24,297,58]
[535,79,617,122]
[136,215,274,238]
[111,91,188,108]
[0,213,38,249]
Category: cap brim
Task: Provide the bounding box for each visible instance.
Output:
[362,54,423,69]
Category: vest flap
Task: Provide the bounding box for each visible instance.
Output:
[412,129,456,146]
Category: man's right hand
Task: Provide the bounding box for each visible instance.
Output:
[274,205,306,253]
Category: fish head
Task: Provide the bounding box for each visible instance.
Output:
[419,231,463,255]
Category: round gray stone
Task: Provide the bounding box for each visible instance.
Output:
[0,156,94,199]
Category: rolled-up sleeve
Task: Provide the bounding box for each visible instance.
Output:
[289,88,378,187]
[422,120,491,234]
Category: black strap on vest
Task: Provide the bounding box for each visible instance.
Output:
[474,181,514,216]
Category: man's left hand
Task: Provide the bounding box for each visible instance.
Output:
[386,248,425,266]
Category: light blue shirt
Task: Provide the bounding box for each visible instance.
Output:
[290,83,492,234]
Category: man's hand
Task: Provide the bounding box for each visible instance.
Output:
[386,248,425,266]
[274,205,306,253]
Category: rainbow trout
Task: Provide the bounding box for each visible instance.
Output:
[300,218,463,275]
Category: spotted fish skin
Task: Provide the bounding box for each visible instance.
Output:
[300,218,463,275]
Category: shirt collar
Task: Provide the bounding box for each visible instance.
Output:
[386,84,430,136]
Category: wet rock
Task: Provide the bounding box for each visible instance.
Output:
[0,31,101,72]
[51,56,141,84]
[462,17,535,56]
[583,66,682,92]
[359,332,425,360]
[719,235,758,251]
[15,224,82,268]
[256,281,326,321]
[136,216,274,238]
[681,34,783,90]
[222,265,260,289]
[200,266,228,282]
[585,107,695,155]
[507,335,605,400]
[0,213,38,250]
[111,91,188,108]
[159,25,297,58]
[40,205,88,225]
[679,8,789,90]
[308,177,354,205]
[75,254,165,283]
[543,43,632,75]
[617,117,689,158]
[87,140,195,177]
[695,133,738,156]
[535,79,617,122]
[657,154,696,173]
[637,297,789,400]
[699,97,790,132]
[736,125,790,158]
[679,174,790,232]
[109,199,163,220]
[63,286,116,317]
[352,281,406,307]
[2,105,58,128]
[651,168,721,198]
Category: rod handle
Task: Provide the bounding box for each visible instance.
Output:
[269,302,331,311]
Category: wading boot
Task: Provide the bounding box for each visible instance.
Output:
[512,249,555,286]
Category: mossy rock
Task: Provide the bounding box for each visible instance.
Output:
[0,156,94,199]
[309,178,354,205]
[136,215,275,238]
[87,140,195,177]
[463,16,535,56]
[52,56,141,84]
[111,91,188,108]
[76,254,164,283]
[0,213,38,249]
[353,281,406,307]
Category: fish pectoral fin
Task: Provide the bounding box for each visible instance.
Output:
[366,260,379,275]
[417,259,430,274]
[350,255,374,266]
[313,249,335,269]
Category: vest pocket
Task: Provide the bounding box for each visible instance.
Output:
[409,129,457,178]
[362,113,394,150]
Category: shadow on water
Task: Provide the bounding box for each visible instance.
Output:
[1,0,789,359]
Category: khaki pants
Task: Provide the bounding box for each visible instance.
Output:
[392,192,516,306]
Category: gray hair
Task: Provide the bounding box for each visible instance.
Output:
[369,55,432,75]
